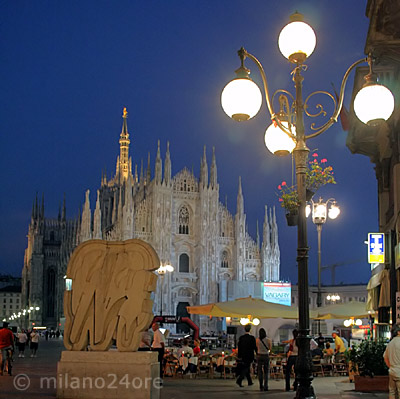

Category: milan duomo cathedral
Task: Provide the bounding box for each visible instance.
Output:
[22,108,280,331]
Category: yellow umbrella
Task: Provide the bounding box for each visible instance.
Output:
[187,296,315,319]
[314,301,370,320]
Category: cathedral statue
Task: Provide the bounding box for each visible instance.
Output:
[63,239,159,351]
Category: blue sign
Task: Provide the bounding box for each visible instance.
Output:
[368,233,384,264]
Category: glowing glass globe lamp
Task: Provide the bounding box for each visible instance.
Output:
[264,121,296,156]
[354,83,395,126]
[221,77,262,121]
[278,13,316,64]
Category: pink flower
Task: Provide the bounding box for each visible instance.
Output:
[312,153,318,157]
[281,181,287,186]
[279,198,283,202]
[278,185,282,190]
[313,159,318,163]
[321,158,327,163]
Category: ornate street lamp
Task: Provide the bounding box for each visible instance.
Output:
[306,198,340,309]
[156,263,174,316]
[221,12,394,399]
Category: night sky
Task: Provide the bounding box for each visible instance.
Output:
[0,1,377,287]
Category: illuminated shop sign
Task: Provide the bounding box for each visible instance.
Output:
[263,282,291,307]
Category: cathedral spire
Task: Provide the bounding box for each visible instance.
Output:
[210,146,217,189]
[80,190,92,242]
[146,152,151,184]
[236,176,244,214]
[155,140,162,184]
[93,190,102,239]
[200,146,208,188]
[117,107,131,181]
[256,219,260,248]
[40,193,45,220]
[163,141,171,186]
[62,193,66,221]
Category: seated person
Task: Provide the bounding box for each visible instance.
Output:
[193,339,201,356]
[323,342,334,362]
[177,339,194,357]
[177,339,195,374]
[310,338,323,357]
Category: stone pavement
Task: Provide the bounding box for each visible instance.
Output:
[0,339,388,398]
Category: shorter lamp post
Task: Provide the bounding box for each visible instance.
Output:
[157,264,174,316]
[306,198,340,308]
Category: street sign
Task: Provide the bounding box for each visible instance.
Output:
[368,233,385,264]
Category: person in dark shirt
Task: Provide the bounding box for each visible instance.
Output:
[316,332,325,350]
[236,324,257,388]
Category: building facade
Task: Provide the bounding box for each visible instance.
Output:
[21,108,281,331]
[0,280,22,324]
[346,0,400,334]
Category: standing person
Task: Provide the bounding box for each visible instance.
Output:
[151,322,165,379]
[283,329,298,392]
[0,322,15,376]
[332,331,345,357]
[17,330,28,358]
[316,332,325,350]
[30,329,39,357]
[236,324,257,388]
[384,324,400,399]
[256,328,272,391]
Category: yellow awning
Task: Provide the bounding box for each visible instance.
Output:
[314,301,370,320]
[187,296,315,319]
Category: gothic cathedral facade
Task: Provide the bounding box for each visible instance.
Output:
[22,109,280,331]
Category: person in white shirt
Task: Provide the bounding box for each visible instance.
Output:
[151,323,165,378]
[30,329,40,357]
[17,330,28,357]
[384,324,400,399]
[177,339,194,358]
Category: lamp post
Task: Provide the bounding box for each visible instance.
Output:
[157,263,174,316]
[221,13,394,399]
[306,198,340,308]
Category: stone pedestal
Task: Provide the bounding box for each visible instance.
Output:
[57,351,160,399]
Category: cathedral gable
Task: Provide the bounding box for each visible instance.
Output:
[172,168,199,193]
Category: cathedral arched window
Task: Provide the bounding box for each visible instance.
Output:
[221,250,229,268]
[179,253,190,273]
[178,206,190,234]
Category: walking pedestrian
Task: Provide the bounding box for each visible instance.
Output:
[283,329,298,391]
[30,328,39,357]
[17,330,28,358]
[0,322,15,376]
[256,328,271,391]
[236,324,257,388]
[384,324,400,399]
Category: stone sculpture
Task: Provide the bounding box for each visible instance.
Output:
[63,239,159,352]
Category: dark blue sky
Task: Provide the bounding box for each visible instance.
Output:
[0,1,376,286]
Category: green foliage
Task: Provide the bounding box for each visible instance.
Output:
[347,340,388,377]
